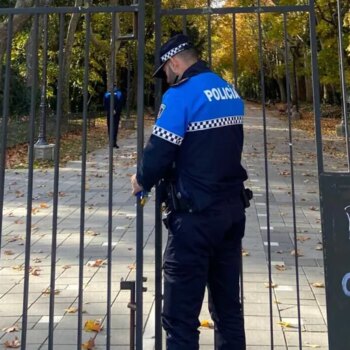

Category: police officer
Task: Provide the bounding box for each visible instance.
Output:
[131,34,248,350]
[103,85,124,148]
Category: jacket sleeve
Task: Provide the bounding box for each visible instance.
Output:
[136,135,178,191]
[136,88,187,191]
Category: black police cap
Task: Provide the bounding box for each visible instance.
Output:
[153,34,192,78]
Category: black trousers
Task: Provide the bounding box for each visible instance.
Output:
[162,198,246,350]
[107,112,121,146]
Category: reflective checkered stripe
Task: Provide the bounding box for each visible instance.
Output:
[187,116,243,132]
[161,43,190,62]
[153,125,183,145]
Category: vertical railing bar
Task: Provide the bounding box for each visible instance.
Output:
[77,11,91,350]
[308,0,324,174]
[0,14,13,260]
[283,13,303,349]
[106,10,117,350]
[232,13,238,88]
[136,0,146,348]
[256,2,274,349]
[336,0,350,170]
[232,11,244,316]
[154,0,163,349]
[207,0,212,68]
[48,12,65,350]
[21,8,39,350]
[182,15,187,35]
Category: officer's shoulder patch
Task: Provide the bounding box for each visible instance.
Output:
[157,104,166,119]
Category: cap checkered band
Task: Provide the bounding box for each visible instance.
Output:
[161,43,190,62]
[153,125,183,145]
[187,116,243,132]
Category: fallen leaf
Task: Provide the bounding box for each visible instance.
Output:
[128,263,136,271]
[30,267,41,276]
[275,264,286,271]
[4,337,21,348]
[87,259,106,267]
[84,319,103,332]
[33,258,42,263]
[312,282,325,288]
[6,236,23,243]
[297,236,310,242]
[65,306,78,313]
[12,265,24,271]
[277,321,296,329]
[40,202,49,209]
[291,249,303,257]
[42,288,60,295]
[62,265,71,270]
[4,250,15,256]
[309,206,319,211]
[265,282,277,288]
[276,250,284,254]
[85,230,100,237]
[2,324,20,333]
[32,207,40,215]
[81,337,95,349]
[242,249,250,257]
[304,343,321,348]
[315,244,323,251]
[200,320,214,329]
[14,219,24,225]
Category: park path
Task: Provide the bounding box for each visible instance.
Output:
[0,102,338,349]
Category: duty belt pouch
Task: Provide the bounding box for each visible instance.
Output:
[241,188,253,208]
[167,183,193,213]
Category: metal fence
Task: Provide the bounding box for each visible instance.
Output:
[0,1,349,349]
[153,1,348,349]
[0,3,146,350]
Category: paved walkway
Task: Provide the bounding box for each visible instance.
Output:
[0,103,341,349]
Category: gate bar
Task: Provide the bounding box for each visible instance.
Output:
[21,7,40,349]
[256,1,274,348]
[0,5,138,15]
[106,10,118,350]
[154,0,163,348]
[160,5,310,16]
[182,15,187,35]
[336,0,350,170]
[136,0,146,348]
[308,0,324,175]
[230,13,244,317]
[232,13,238,88]
[0,14,13,260]
[207,0,212,68]
[77,11,91,350]
[283,13,303,349]
[48,12,65,350]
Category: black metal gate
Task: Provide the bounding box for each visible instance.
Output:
[0,2,146,349]
[152,1,349,350]
[1,1,349,349]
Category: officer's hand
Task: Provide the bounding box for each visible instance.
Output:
[131,174,143,195]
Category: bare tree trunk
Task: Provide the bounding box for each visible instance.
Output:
[277,77,286,103]
[107,0,121,91]
[0,0,33,87]
[61,0,84,115]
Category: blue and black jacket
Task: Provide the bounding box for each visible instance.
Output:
[137,60,248,212]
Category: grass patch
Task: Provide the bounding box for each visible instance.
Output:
[5,117,116,169]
